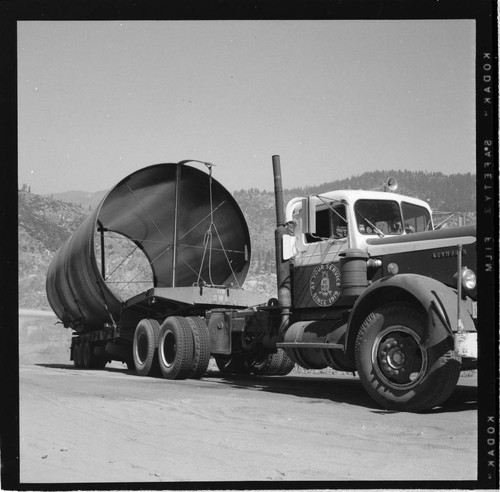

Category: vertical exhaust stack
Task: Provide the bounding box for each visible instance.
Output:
[272,155,291,337]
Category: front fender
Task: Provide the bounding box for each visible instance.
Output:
[345,274,475,357]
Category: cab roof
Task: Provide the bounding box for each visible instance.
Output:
[312,189,431,210]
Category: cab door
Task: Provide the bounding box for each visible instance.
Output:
[292,202,349,309]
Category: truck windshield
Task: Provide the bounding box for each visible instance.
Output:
[355,200,403,236]
[401,201,432,232]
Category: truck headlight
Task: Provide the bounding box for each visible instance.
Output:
[461,268,476,290]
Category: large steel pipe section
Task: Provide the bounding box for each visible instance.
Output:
[46,209,119,331]
[46,162,251,333]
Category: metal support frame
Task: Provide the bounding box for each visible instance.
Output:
[97,221,106,279]
[172,163,182,287]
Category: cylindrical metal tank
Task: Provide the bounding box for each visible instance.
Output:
[46,162,251,332]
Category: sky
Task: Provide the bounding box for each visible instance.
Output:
[17,20,476,195]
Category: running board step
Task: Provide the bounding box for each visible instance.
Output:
[276,342,344,350]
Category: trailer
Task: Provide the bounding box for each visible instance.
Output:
[46,156,477,412]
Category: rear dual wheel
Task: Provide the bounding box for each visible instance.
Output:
[74,339,108,369]
[133,319,161,376]
[133,316,212,379]
[73,339,83,368]
[215,355,251,375]
[251,349,295,376]
[82,340,97,369]
[216,349,295,376]
[157,317,195,380]
[185,316,211,378]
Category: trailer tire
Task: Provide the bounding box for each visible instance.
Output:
[185,317,211,378]
[83,339,96,369]
[355,302,461,412]
[93,349,108,369]
[158,317,195,380]
[73,340,83,368]
[78,340,86,369]
[133,319,161,377]
[93,356,107,369]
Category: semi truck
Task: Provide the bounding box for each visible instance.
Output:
[46,156,477,412]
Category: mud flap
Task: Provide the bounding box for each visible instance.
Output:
[207,312,232,355]
[422,305,460,377]
[454,332,478,358]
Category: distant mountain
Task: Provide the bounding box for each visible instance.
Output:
[45,190,107,211]
[20,170,476,310]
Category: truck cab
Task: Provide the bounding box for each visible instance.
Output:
[283,189,434,310]
[286,189,433,266]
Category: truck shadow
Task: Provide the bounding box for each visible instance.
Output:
[207,372,478,413]
[35,362,131,374]
[33,363,478,413]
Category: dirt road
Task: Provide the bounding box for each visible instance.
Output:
[19,359,477,485]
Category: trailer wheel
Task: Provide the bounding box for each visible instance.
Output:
[78,341,86,369]
[133,319,161,376]
[93,350,108,369]
[93,356,107,369]
[83,339,104,369]
[158,317,195,380]
[73,340,83,368]
[83,340,96,369]
[355,302,461,412]
[185,317,211,378]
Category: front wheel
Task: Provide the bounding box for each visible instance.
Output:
[355,302,460,412]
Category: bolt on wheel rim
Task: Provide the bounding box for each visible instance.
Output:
[136,332,149,364]
[160,331,176,368]
[371,325,427,390]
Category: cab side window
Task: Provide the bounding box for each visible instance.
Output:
[306,204,347,243]
[401,202,432,232]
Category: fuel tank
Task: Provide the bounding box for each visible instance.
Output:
[46,162,251,332]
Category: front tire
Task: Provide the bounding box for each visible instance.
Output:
[355,302,461,412]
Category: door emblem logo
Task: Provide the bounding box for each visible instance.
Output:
[310,263,341,307]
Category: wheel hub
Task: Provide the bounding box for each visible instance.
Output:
[372,326,427,389]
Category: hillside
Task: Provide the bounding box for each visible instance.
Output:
[20,170,476,310]
[18,191,91,309]
[45,190,107,211]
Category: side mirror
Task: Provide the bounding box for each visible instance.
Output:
[301,197,316,234]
